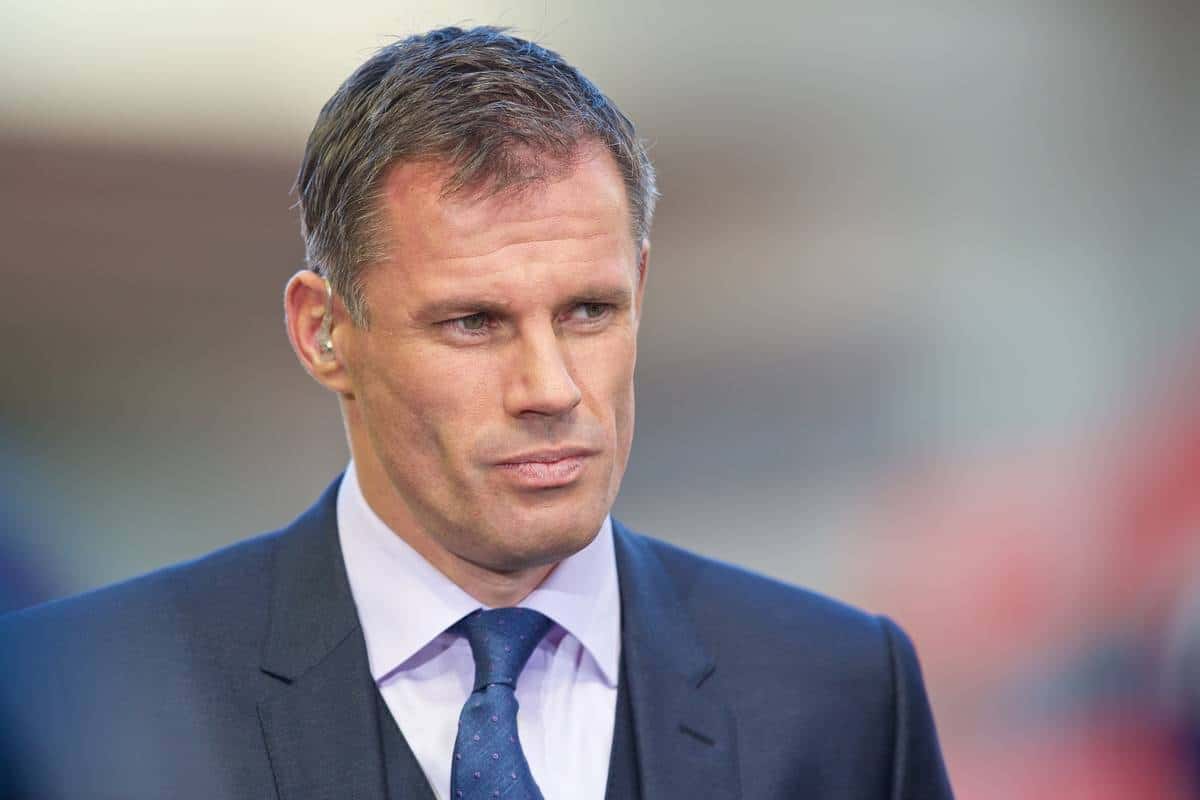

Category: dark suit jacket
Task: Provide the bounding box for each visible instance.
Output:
[0,478,953,798]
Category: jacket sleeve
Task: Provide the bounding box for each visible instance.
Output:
[879,615,955,799]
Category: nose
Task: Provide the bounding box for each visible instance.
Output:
[503,326,583,419]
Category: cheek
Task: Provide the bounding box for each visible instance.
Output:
[603,362,637,499]
[577,335,637,444]
[357,347,493,464]
[615,337,639,462]
[613,379,636,455]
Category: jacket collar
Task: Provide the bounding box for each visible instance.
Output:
[259,476,357,682]
[613,520,741,799]
[256,475,392,800]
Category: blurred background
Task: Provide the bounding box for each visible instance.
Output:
[2,0,1199,795]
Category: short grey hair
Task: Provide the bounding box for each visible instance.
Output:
[295,25,658,325]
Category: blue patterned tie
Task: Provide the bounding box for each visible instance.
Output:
[451,607,554,800]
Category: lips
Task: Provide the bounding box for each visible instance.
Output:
[497,447,596,465]
[495,447,597,488]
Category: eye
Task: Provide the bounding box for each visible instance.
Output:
[458,312,488,331]
[570,302,612,322]
[443,312,493,337]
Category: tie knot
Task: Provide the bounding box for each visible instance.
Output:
[454,607,554,692]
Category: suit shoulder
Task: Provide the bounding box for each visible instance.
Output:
[0,528,284,648]
[612,529,951,795]
[620,524,895,669]
[644,530,878,623]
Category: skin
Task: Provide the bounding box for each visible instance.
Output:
[285,142,649,607]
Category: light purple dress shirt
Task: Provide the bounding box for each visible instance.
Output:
[337,461,621,800]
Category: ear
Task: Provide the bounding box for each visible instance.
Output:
[634,239,650,321]
[284,270,354,395]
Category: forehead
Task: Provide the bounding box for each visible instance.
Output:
[376,143,634,265]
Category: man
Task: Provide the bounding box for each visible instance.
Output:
[0,26,953,799]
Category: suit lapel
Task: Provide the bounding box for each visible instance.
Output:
[256,477,391,800]
[612,522,741,800]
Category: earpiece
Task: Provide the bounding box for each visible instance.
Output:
[316,278,335,359]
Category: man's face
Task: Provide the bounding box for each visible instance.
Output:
[338,144,646,574]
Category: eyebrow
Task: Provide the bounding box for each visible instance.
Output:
[415,297,514,322]
[415,284,634,322]
[563,284,634,307]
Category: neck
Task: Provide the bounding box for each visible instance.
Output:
[345,421,556,608]
[357,464,555,606]
[439,557,557,608]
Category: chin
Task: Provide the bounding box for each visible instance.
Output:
[482,504,605,571]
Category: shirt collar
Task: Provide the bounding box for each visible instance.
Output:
[336,461,621,688]
[521,511,620,688]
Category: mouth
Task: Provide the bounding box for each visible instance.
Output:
[494,447,598,489]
